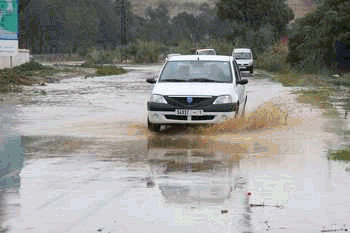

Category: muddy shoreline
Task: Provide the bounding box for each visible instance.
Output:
[0,63,96,106]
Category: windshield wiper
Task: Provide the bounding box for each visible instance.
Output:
[188,78,217,82]
[161,79,187,82]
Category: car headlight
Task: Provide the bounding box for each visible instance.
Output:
[150,94,167,104]
[213,95,232,104]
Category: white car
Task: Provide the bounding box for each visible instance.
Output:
[196,49,216,55]
[232,48,254,73]
[146,55,248,132]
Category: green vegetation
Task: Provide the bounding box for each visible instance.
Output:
[0,69,24,92]
[15,61,52,71]
[256,47,290,74]
[19,0,293,63]
[13,61,57,77]
[328,149,350,161]
[0,61,54,92]
[1,61,127,92]
[294,87,333,109]
[96,66,127,76]
[287,0,350,73]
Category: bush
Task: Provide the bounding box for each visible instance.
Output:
[95,66,127,76]
[256,46,290,74]
[174,39,235,56]
[132,40,164,63]
[0,68,31,92]
[14,61,52,72]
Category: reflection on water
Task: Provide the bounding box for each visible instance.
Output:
[147,136,245,173]
[1,105,24,232]
[146,135,253,232]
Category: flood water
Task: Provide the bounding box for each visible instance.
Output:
[1,65,350,232]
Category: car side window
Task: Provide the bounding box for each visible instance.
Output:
[232,60,241,82]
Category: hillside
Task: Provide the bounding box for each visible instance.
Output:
[129,0,218,17]
[129,0,316,19]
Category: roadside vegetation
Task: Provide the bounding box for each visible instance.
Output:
[95,66,127,76]
[328,149,350,161]
[0,60,127,92]
[0,61,55,92]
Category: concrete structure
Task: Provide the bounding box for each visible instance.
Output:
[0,0,31,69]
[0,49,31,69]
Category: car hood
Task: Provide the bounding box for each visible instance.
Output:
[152,82,234,97]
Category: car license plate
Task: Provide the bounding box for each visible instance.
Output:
[176,109,203,116]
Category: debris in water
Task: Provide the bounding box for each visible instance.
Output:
[249,203,283,208]
[145,177,155,187]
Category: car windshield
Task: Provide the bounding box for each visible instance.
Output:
[159,61,232,83]
[234,52,251,59]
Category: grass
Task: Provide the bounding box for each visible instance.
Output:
[95,66,127,76]
[271,73,325,87]
[1,61,128,92]
[293,87,333,109]
[0,61,58,92]
[328,148,350,161]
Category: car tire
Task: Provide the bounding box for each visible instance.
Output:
[250,66,254,74]
[147,117,161,132]
[234,103,240,119]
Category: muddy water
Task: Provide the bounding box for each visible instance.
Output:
[1,67,350,232]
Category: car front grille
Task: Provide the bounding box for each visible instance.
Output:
[165,96,215,108]
[165,115,188,120]
[191,116,215,121]
[165,115,215,121]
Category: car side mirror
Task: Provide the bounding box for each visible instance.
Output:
[237,79,248,85]
[146,78,156,84]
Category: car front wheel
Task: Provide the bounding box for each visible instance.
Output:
[249,66,254,73]
[147,117,161,132]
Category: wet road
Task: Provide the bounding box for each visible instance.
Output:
[1,65,350,232]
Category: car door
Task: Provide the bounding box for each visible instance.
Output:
[232,59,246,105]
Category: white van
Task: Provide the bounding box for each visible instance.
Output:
[146,55,248,132]
[196,49,216,55]
[232,48,254,73]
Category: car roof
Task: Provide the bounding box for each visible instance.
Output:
[233,48,252,52]
[196,49,215,52]
[166,55,232,62]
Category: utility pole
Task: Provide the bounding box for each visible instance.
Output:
[120,0,127,45]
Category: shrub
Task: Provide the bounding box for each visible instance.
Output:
[256,47,290,74]
[14,61,52,72]
[96,66,127,76]
[132,40,163,63]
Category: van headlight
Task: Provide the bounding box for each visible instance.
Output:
[213,95,232,104]
[150,94,167,104]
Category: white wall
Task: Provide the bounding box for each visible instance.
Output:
[0,49,31,69]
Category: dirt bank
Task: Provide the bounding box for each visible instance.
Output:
[0,64,96,106]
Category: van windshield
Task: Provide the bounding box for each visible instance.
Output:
[234,52,252,59]
[159,61,232,83]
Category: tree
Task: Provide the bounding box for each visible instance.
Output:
[142,2,171,44]
[287,0,350,72]
[216,0,293,41]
